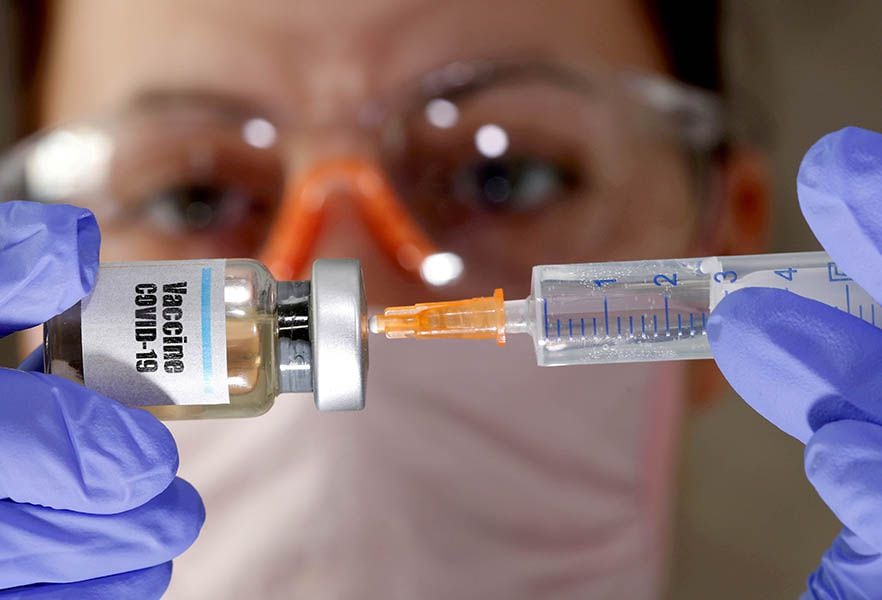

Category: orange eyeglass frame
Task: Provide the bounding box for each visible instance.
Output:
[258,158,441,282]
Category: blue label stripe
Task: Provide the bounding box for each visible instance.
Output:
[201,267,213,394]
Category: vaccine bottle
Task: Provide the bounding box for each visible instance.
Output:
[44,258,368,420]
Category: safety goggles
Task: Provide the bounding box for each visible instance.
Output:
[0,59,728,296]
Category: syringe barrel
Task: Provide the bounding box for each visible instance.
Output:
[525,251,876,366]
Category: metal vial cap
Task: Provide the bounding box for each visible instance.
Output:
[310,259,367,411]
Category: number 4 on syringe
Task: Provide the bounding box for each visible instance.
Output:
[774,267,797,281]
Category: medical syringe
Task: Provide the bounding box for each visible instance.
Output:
[369,251,877,366]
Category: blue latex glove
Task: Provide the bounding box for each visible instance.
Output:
[0,201,204,598]
[709,127,882,599]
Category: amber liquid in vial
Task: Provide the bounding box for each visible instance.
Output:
[45,260,282,419]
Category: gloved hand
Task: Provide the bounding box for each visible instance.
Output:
[0,201,204,598]
[709,127,882,599]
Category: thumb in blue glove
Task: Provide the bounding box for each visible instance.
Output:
[710,127,882,599]
[0,201,204,598]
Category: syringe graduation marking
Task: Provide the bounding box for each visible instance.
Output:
[545,297,709,343]
[603,297,610,335]
[664,295,670,334]
[543,299,549,338]
[850,299,882,326]
[832,272,882,326]
[542,270,715,345]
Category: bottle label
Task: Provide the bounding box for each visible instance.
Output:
[80,260,230,406]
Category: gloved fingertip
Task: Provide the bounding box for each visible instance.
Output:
[805,421,882,553]
[706,286,756,343]
[802,528,882,599]
[0,202,103,335]
[75,208,100,295]
[137,561,174,599]
[707,287,780,373]
[150,478,206,557]
[0,371,180,514]
[798,127,882,207]
[800,126,882,178]
[710,287,882,443]
[706,288,769,369]
[92,401,181,513]
[797,127,882,302]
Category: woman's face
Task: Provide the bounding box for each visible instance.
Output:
[36,0,713,304]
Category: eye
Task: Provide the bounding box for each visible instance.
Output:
[145,182,267,233]
[104,121,285,250]
[450,155,582,212]
[383,74,617,235]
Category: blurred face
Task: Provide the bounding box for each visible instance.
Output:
[35,0,708,306]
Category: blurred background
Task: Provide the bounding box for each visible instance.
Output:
[1,2,882,598]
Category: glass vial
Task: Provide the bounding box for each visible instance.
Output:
[44,258,367,420]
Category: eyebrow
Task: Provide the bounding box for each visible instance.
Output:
[126,88,284,122]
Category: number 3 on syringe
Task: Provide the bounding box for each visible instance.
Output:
[713,270,738,283]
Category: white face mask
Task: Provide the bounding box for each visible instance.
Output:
[166,334,687,600]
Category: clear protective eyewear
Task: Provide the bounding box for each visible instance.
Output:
[0,60,729,297]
